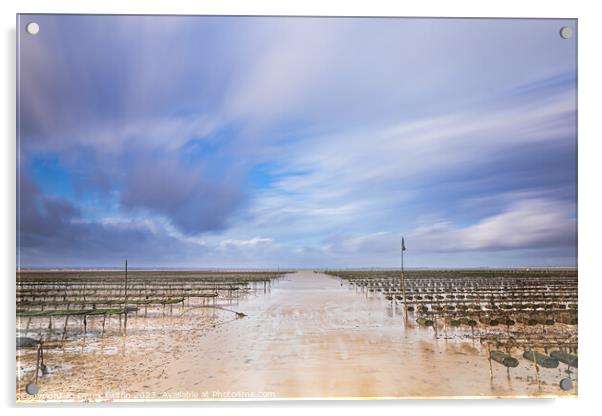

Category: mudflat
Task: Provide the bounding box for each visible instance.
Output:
[17,271,575,401]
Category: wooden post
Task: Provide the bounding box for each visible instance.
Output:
[487,343,493,380]
[35,344,41,383]
[62,315,69,340]
[443,316,448,338]
[82,315,87,345]
[401,236,408,320]
[123,259,129,335]
[527,350,542,389]
[40,343,46,375]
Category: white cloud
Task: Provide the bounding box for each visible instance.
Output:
[410,197,576,252]
[218,237,274,250]
[221,82,575,245]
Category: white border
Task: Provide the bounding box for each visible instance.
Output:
[2,1,601,415]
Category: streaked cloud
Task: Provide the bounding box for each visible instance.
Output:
[17,15,577,268]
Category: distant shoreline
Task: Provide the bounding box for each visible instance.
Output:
[16,266,578,273]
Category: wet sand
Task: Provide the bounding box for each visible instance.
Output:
[17,271,576,401]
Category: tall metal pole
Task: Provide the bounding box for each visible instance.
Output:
[401,237,408,319]
[124,259,128,335]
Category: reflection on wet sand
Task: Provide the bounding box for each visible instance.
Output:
[17,271,575,401]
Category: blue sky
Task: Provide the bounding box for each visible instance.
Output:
[17,15,577,268]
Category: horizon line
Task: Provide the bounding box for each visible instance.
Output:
[17,265,579,272]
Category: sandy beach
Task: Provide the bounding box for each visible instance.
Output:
[17,271,576,401]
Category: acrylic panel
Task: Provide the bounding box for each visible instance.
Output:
[16,14,577,402]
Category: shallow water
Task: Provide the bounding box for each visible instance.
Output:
[16,271,577,401]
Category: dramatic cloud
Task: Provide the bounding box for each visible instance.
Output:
[17,174,204,267]
[18,175,81,248]
[17,15,577,267]
[119,152,245,234]
[410,197,576,252]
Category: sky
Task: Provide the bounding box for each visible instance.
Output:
[17,15,577,269]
